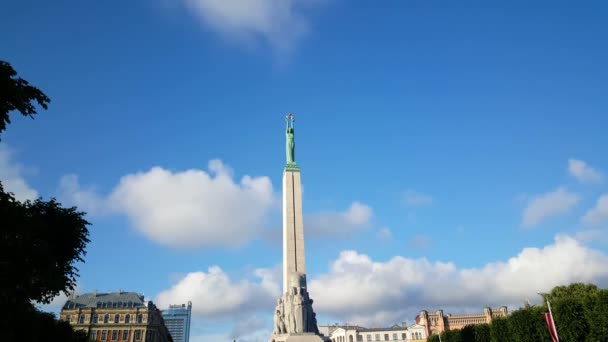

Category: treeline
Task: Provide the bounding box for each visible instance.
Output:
[426,283,608,342]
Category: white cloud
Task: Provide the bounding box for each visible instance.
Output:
[377,227,393,241]
[191,328,272,342]
[408,235,432,249]
[308,235,608,325]
[575,229,608,245]
[183,0,324,56]
[568,159,604,184]
[305,202,373,238]
[58,175,109,216]
[0,143,38,201]
[403,190,433,206]
[582,194,608,225]
[155,265,280,318]
[60,160,275,249]
[229,316,268,340]
[522,188,579,226]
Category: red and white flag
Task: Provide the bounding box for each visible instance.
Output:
[543,300,559,342]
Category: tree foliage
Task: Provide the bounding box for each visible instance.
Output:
[0,61,50,137]
[0,60,90,342]
[0,183,90,306]
[419,283,607,342]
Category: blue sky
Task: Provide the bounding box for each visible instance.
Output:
[2,0,608,341]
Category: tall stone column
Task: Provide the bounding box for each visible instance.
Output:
[270,114,326,342]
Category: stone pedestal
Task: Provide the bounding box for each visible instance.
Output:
[270,333,329,342]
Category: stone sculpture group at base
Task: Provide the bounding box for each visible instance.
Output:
[273,274,320,336]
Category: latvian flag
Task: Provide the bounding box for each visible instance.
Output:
[543,311,559,342]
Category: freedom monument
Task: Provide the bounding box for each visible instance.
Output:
[269,114,328,342]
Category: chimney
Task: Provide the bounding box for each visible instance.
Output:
[402,322,407,328]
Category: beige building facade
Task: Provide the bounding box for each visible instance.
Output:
[60,291,173,342]
[416,307,508,337]
[319,323,427,342]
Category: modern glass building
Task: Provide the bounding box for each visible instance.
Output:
[160,302,192,342]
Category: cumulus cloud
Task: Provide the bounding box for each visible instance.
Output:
[155,265,280,318]
[403,190,433,206]
[575,229,608,245]
[229,316,267,340]
[58,175,109,216]
[60,160,275,248]
[408,235,432,249]
[0,144,38,201]
[183,0,325,55]
[522,188,579,226]
[568,159,604,184]
[308,235,608,325]
[377,227,393,241]
[581,194,608,225]
[305,202,373,238]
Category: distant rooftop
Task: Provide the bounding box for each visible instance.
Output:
[63,291,146,309]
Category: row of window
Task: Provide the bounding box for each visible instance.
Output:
[362,333,406,341]
[95,301,138,309]
[66,313,145,324]
[90,329,142,341]
[350,332,422,341]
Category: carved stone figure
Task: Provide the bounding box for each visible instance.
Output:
[293,288,305,333]
[274,310,281,334]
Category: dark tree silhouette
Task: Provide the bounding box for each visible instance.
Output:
[0,183,90,306]
[0,60,50,137]
[0,60,90,342]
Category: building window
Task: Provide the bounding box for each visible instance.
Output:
[357,336,363,342]
[137,314,143,323]
[91,330,97,340]
[112,330,118,340]
[65,314,71,322]
[384,334,389,340]
[93,314,98,323]
[125,314,130,323]
[392,333,397,340]
[114,314,120,323]
[366,335,371,341]
[401,333,406,340]
[375,334,380,341]
[135,330,141,340]
[104,314,109,323]
[101,330,108,340]
[79,315,85,324]
[122,330,129,340]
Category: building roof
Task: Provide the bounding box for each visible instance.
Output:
[63,291,146,309]
[357,326,408,333]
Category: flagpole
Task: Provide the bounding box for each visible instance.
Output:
[546,299,559,342]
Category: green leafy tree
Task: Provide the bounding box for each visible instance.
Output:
[507,306,549,342]
[473,323,491,342]
[0,184,90,306]
[586,289,608,342]
[489,318,510,342]
[427,334,440,342]
[552,297,589,342]
[0,61,50,137]
[442,329,463,342]
[460,325,475,342]
[540,283,599,307]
